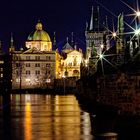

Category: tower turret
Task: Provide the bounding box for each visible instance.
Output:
[116,13,125,55]
[116,13,125,63]
[71,32,74,47]
[53,31,56,49]
[9,33,15,53]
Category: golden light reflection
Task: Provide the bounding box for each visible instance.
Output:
[1,94,94,140]
[54,95,81,139]
[82,112,92,135]
[24,101,32,140]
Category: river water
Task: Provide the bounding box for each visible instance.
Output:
[0,94,94,140]
[0,93,139,140]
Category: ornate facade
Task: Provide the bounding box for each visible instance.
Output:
[60,39,83,78]
[11,21,61,89]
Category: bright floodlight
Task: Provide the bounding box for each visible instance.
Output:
[136,11,140,17]
[99,54,103,59]
[100,44,104,49]
[135,28,140,35]
[112,32,117,37]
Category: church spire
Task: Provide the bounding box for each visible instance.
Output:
[86,21,88,31]
[11,33,14,47]
[89,6,94,31]
[66,37,69,43]
[71,32,74,47]
[116,13,125,61]
[89,6,100,31]
[9,33,15,52]
[53,31,56,46]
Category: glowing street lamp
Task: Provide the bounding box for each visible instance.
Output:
[112,32,117,38]
[136,11,140,17]
[99,54,103,59]
[100,44,104,49]
[135,28,140,35]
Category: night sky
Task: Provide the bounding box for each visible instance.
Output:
[0,0,139,51]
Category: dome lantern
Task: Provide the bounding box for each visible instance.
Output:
[27,21,51,42]
[36,22,43,30]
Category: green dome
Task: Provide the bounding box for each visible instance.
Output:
[27,22,51,42]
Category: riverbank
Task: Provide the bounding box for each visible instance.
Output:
[77,95,140,140]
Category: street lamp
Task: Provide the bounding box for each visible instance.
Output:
[135,28,140,35]
[136,11,140,17]
[112,32,117,38]
[99,54,103,59]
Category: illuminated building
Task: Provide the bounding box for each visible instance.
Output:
[10,21,61,89]
[85,6,106,75]
[116,13,125,63]
[85,7,105,59]
[60,38,83,78]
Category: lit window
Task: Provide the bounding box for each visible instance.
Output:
[16,78,20,82]
[0,73,3,78]
[26,78,30,82]
[46,79,51,83]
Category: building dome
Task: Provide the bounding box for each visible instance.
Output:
[27,21,51,42]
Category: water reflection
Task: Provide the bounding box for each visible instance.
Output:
[0,94,93,140]
[24,101,32,140]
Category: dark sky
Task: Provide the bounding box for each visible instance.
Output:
[0,0,139,51]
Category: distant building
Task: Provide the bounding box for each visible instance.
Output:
[0,41,12,92]
[84,6,107,75]
[85,7,105,59]
[60,38,83,78]
[10,21,61,89]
